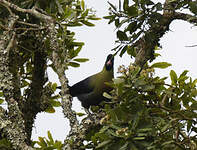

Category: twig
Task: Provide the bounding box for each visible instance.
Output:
[0,0,53,22]
[0,24,8,30]
[16,21,40,28]
[15,27,46,31]
[185,44,197,48]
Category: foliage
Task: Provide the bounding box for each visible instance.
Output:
[0,0,97,113]
[34,131,63,150]
[0,138,12,150]
[104,0,197,59]
[1,0,197,149]
[0,0,98,148]
[84,63,197,150]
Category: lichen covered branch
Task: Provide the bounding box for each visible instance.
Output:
[0,14,34,149]
[0,0,53,22]
[48,22,84,149]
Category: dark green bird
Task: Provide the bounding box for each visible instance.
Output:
[69,54,114,110]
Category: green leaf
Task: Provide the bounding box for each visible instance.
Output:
[76,112,86,117]
[113,78,124,84]
[161,140,174,146]
[170,70,177,85]
[123,0,129,11]
[38,137,47,147]
[21,80,29,88]
[103,92,112,99]
[68,62,80,67]
[81,0,85,10]
[150,62,171,69]
[168,0,177,2]
[82,9,89,17]
[50,100,61,107]
[143,85,155,91]
[187,120,192,132]
[145,0,154,5]
[72,42,84,46]
[133,137,146,140]
[179,70,188,78]
[108,2,117,11]
[0,138,11,148]
[54,141,63,148]
[131,30,143,41]
[74,46,83,57]
[0,92,3,97]
[87,17,101,20]
[96,140,111,149]
[73,58,89,62]
[45,107,55,113]
[189,1,197,15]
[127,6,138,16]
[67,22,83,27]
[103,15,114,20]
[47,131,54,145]
[0,99,4,104]
[190,102,197,110]
[178,70,189,83]
[155,2,162,11]
[119,142,129,150]
[55,0,64,14]
[51,83,57,91]
[120,45,128,57]
[127,46,136,57]
[126,21,137,33]
[138,128,152,132]
[81,20,95,26]
[154,53,161,58]
[161,123,170,132]
[117,30,128,41]
[192,78,197,86]
[115,19,120,27]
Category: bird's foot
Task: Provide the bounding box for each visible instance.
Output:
[84,108,95,121]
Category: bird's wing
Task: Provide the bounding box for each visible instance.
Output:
[69,75,95,97]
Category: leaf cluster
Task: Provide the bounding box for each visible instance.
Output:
[83,63,197,150]
[0,0,98,113]
[104,0,197,58]
[33,131,63,150]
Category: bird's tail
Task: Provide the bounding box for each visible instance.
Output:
[56,86,61,89]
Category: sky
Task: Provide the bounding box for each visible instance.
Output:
[31,0,197,142]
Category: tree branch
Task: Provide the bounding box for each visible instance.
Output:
[174,12,197,24]
[133,0,197,67]
[0,0,53,22]
[49,22,83,149]
[23,47,47,142]
[0,13,34,149]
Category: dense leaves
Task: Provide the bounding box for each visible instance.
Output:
[34,131,63,150]
[1,0,197,149]
[84,64,197,149]
[104,0,165,57]
[0,0,97,148]
[104,0,197,59]
[0,0,97,113]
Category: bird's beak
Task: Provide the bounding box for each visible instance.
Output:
[107,60,112,66]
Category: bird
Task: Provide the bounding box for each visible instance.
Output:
[59,54,114,113]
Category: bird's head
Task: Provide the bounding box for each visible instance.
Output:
[105,54,114,71]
